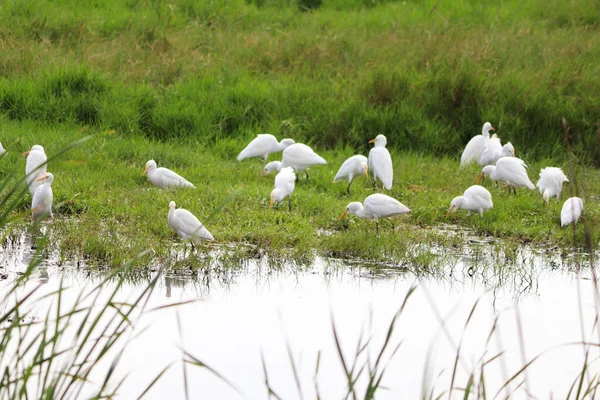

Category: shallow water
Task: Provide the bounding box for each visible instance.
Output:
[1,232,599,399]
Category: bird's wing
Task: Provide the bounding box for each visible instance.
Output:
[561,198,583,226]
[275,168,296,193]
[26,152,47,181]
[460,136,485,167]
[173,209,208,237]
[365,194,410,217]
[369,148,393,190]
[158,168,194,188]
[237,134,276,161]
[497,158,534,189]
[334,156,363,181]
[466,185,492,207]
[284,145,327,167]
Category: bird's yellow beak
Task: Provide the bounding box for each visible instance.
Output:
[260,170,267,177]
[368,139,376,144]
[490,127,495,131]
[269,198,274,209]
[22,151,30,157]
[363,164,369,180]
[338,209,348,221]
[511,148,515,157]
[476,172,484,184]
[35,173,48,182]
[445,205,455,219]
[142,165,150,176]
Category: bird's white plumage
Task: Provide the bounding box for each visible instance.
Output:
[261,161,282,176]
[478,138,514,167]
[341,193,410,222]
[0,142,5,155]
[270,167,296,205]
[460,122,494,168]
[536,167,569,203]
[25,145,47,195]
[334,155,368,183]
[144,160,195,189]
[481,157,535,190]
[281,143,327,172]
[561,197,583,227]
[237,134,295,161]
[368,135,393,190]
[32,172,54,221]
[168,201,214,242]
[447,185,493,217]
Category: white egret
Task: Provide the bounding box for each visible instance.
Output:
[460,122,495,168]
[561,197,583,227]
[168,201,214,253]
[446,185,493,218]
[368,135,393,190]
[32,172,54,222]
[0,142,5,155]
[281,143,327,181]
[237,134,295,161]
[333,155,369,195]
[143,160,195,189]
[24,145,47,194]
[270,167,296,210]
[536,167,569,204]
[260,161,282,177]
[478,141,515,167]
[478,157,535,194]
[338,193,410,232]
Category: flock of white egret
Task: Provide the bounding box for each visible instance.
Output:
[3,121,585,248]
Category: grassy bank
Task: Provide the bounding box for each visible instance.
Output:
[0,119,597,266]
[0,0,599,163]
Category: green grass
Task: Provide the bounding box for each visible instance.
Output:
[0,118,597,267]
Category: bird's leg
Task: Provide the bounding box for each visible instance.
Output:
[388,219,395,229]
[513,187,517,196]
[295,174,299,183]
[191,242,196,256]
[346,181,352,196]
[288,196,292,212]
[375,221,379,233]
[305,171,310,181]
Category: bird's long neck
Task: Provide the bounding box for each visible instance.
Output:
[482,127,491,139]
[277,141,288,151]
[355,205,365,219]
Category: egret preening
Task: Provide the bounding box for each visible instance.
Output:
[333,155,369,195]
[338,193,410,232]
[32,172,54,222]
[280,143,327,182]
[143,160,195,189]
[446,185,493,218]
[24,145,47,195]
[460,122,495,168]
[260,161,282,177]
[536,167,569,204]
[237,134,295,161]
[168,201,214,254]
[561,197,583,227]
[270,167,296,211]
[477,157,535,195]
[368,135,393,190]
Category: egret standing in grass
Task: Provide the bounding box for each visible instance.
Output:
[477,157,535,195]
[280,143,327,182]
[237,134,295,161]
[536,167,569,204]
[168,201,214,255]
[333,155,369,195]
[24,145,47,194]
[368,135,393,190]
[32,172,54,222]
[446,185,493,218]
[143,160,195,189]
[270,167,296,211]
[460,122,495,168]
[338,193,410,232]
[561,197,583,227]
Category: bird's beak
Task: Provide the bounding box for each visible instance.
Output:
[260,170,267,177]
[269,198,274,209]
[445,205,455,219]
[490,127,495,131]
[511,149,515,157]
[368,139,376,144]
[142,165,150,176]
[35,173,48,182]
[363,165,369,180]
[22,151,30,157]
[476,172,484,184]
[338,209,348,221]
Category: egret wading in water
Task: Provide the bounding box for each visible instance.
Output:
[338,193,410,232]
[24,145,47,195]
[270,167,296,211]
[333,155,369,195]
[368,135,393,190]
[32,172,54,222]
[143,160,195,189]
[280,143,327,182]
[536,167,569,204]
[237,134,295,161]
[446,185,493,219]
[477,157,535,195]
[168,201,214,255]
[561,197,583,227]
[460,122,495,168]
